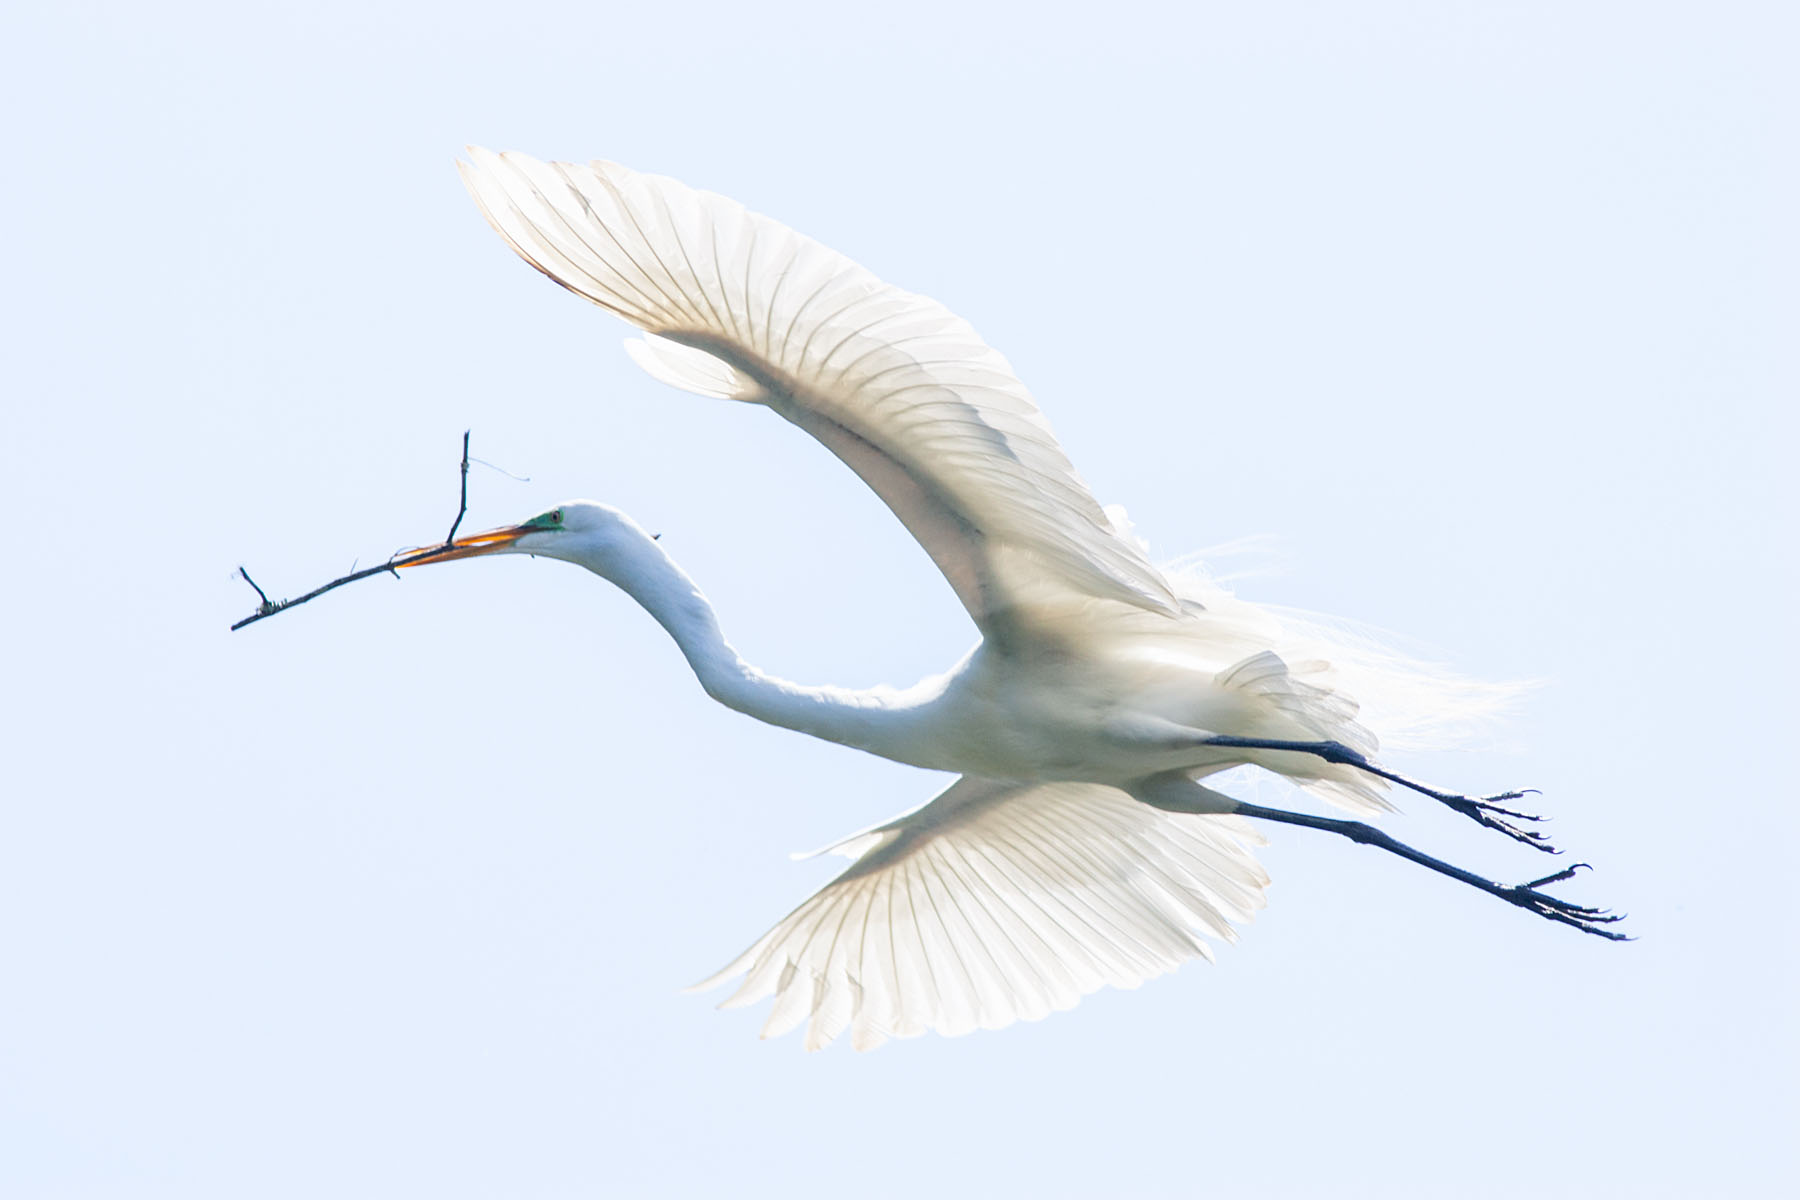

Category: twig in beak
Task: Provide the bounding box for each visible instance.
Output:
[231,433,478,632]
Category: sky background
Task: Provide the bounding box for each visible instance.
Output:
[3,2,1794,1196]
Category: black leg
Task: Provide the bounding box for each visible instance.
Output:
[1229,799,1629,941]
[1200,735,1557,853]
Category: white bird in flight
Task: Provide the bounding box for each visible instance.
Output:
[394,148,1624,1051]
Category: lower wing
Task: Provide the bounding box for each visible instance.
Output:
[690,776,1269,1051]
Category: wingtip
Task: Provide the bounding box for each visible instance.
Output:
[455,146,495,190]
[459,145,513,175]
[682,956,753,997]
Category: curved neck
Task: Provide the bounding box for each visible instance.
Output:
[575,526,938,763]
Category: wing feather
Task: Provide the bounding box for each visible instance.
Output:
[690,777,1269,1051]
[460,148,1181,641]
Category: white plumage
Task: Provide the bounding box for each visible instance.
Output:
[459,148,1178,632]
[393,149,1620,1050]
[695,779,1269,1053]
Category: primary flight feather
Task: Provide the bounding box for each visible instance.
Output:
[391,148,1625,1051]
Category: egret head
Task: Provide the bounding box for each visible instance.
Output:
[398,500,647,572]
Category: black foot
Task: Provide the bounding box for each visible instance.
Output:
[1439,788,1559,854]
[1502,864,1631,941]
[1308,741,1562,854]
[1201,738,1566,853]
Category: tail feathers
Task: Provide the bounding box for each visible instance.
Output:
[1169,559,1532,755]
[1216,650,1374,755]
[1215,650,1393,814]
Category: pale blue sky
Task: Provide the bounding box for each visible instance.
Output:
[3,2,1794,1196]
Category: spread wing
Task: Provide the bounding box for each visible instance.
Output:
[689,777,1269,1051]
[458,148,1182,644]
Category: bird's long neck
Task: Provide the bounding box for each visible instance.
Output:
[581,526,940,763]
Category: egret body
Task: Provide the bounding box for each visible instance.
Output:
[396,150,1622,1051]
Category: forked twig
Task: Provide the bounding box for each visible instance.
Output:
[231,431,474,632]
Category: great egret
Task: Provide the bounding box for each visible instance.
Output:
[396,149,1622,1051]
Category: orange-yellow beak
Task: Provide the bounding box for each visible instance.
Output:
[395,524,533,567]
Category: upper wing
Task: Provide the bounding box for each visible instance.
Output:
[690,776,1269,1051]
[458,149,1182,643]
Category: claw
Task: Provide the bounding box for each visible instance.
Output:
[1504,863,1632,940]
[1445,794,1563,854]
[1475,791,1549,822]
[1448,790,1601,870]
[1523,863,1587,889]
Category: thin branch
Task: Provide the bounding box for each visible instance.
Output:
[446,429,471,544]
[237,567,271,609]
[231,433,476,632]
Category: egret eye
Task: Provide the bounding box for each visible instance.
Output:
[552,509,563,523]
